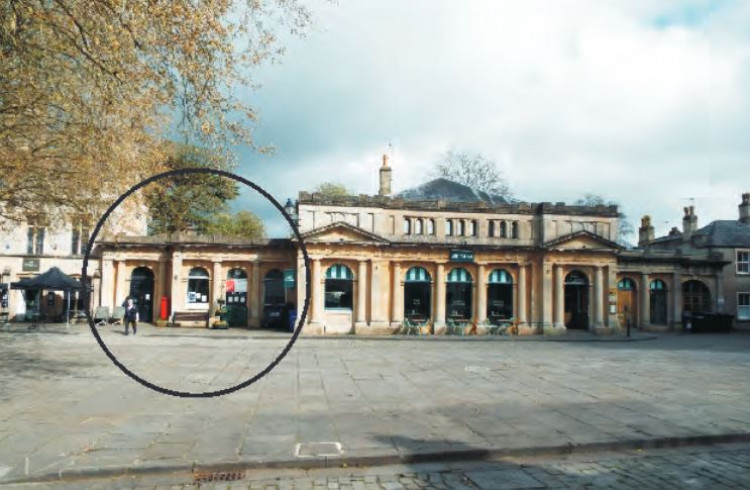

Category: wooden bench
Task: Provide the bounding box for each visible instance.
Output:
[169,311,209,328]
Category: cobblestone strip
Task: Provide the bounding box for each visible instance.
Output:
[44,443,747,490]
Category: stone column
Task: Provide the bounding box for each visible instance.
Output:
[517,264,528,326]
[370,260,388,328]
[170,251,183,312]
[155,260,166,320]
[593,266,604,329]
[212,261,222,310]
[296,253,308,326]
[672,271,682,330]
[542,262,556,334]
[715,272,724,313]
[390,262,403,327]
[100,258,114,310]
[476,264,487,325]
[116,260,127,306]
[249,261,261,327]
[355,260,367,328]
[640,272,650,328]
[310,259,323,325]
[553,264,565,328]
[435,263,446,331]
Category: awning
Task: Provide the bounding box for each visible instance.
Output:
[10,267,83,291]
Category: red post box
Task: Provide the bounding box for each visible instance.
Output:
[160,296,170,320]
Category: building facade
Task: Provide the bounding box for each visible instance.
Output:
[1,157,741,334]
[638,195,750,329]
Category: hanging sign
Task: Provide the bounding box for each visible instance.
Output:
[283,269,295,289]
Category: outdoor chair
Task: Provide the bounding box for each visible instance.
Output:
[110,306,125,325]
[488,317,514,335]
[94,306,110,327]
[446,318,468,336]
[402,318,420,336]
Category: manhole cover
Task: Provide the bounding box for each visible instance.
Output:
[465,366,490,373]
[295,442,343,457]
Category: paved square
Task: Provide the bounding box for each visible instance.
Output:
[1,327,750,484]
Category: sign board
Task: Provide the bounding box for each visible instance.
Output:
[22,258,40,272]
[283,269,295,289]
[449,250,474,263]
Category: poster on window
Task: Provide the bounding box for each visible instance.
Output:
[188,291,196,303]
[233,279,247,293]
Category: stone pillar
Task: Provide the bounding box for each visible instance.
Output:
[100,258,115,310]
[155,260,166,320]
[212,261,222,310]
[170,252,183,312]
[296,253,308,326]
[715,272,724,313]
[542,262,558,334]
[553,264,565,328]
[594,266,604,329]
[355,260,367,328]
[116,260,127,306]
[390,262,403,327]
[640,272,650,328]
[672,271,682,330]
[249,261,261,327]
[370,260,388,328]
[517,264,527,326]
[435,263,446,331]
[310,259,323,325]
[476,264,487,325]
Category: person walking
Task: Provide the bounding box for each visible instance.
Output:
[124,297,138,335]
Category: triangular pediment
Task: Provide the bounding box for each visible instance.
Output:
[543,230,622,251]
[300,221,390,244]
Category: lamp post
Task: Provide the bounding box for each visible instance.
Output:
[284,198,298,226]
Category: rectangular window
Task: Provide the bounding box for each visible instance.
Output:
[27,227,34,254]
[739,293,750,320]
[71,228,80,255]
[737,251,749,274]
[35,227,45,255]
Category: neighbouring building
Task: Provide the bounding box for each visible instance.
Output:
[637,195,750,329]
[1,156,743,334]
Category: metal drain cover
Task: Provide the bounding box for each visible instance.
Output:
[295,441,343,457]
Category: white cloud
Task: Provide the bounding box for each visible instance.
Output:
[234,0,750,240]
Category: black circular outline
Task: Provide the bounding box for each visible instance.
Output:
[81,167,311,398]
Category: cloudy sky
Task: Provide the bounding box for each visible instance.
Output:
[231,0,750,241]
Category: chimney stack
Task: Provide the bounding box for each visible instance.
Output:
[378,154,392,197]
[740,193,750,224]
[682,205,698,236]
[638,215,655,247]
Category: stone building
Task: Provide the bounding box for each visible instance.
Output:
[1,156,739,334]
[637,195,750,329]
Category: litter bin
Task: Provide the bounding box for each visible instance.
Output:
[288,309,297,332]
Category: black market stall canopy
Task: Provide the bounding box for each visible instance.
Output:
[10,267,83,291]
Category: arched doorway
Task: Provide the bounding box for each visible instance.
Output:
[404,266,431,322]
[130,267,154,322]
[682,280,711,313]
[187,267,210,308]
[617,277,638,328]
[262,269,285,328]
[564,271,589,329]
[225,268,248,327]
[446,268,473,321]
[487,269,513,324]
[650,279,668,325]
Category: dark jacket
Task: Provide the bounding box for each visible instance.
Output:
[124,304,138,321]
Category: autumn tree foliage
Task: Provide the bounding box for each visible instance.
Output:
[0,0,312,225]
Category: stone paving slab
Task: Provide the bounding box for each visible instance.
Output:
[0,330,749,484]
